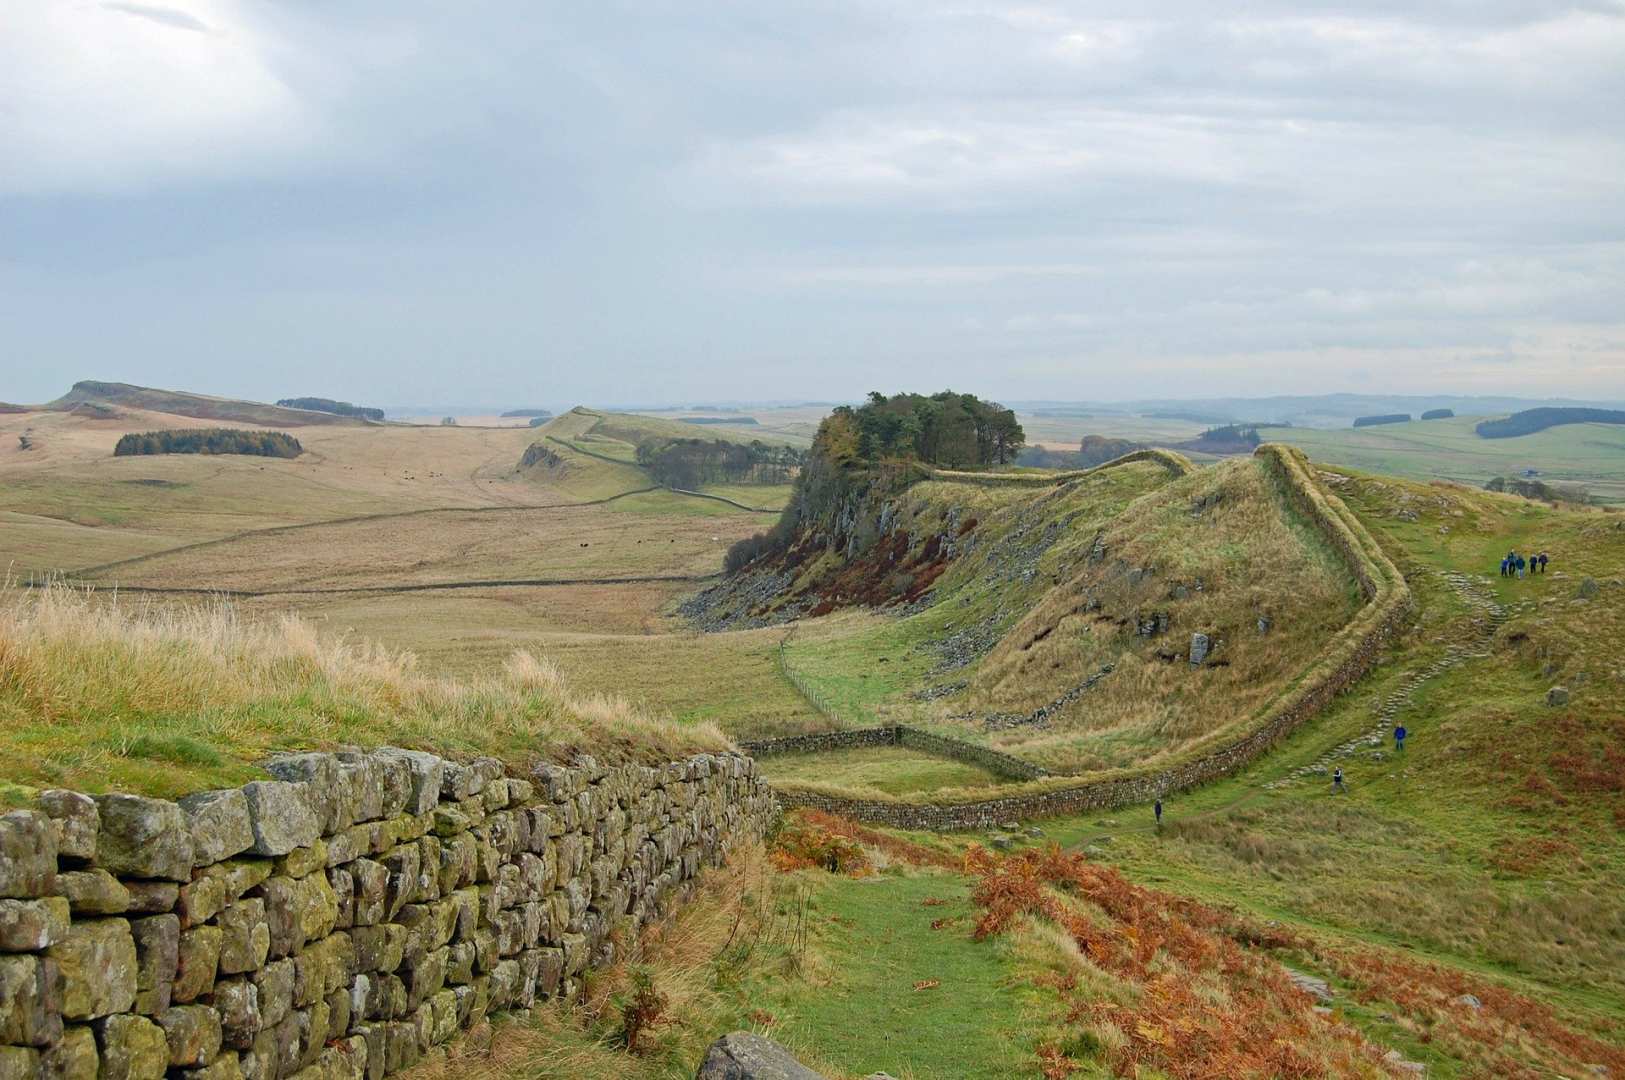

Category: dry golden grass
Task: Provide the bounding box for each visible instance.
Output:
[0,583,728,798]
[78,503,757,592]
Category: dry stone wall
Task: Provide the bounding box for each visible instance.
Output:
[741,726,1049,782]
[769,444,1413,830]
[0,748,774,1080]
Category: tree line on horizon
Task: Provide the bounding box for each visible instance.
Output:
[276,397,385,422]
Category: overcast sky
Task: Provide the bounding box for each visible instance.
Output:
[3,1,1623,408]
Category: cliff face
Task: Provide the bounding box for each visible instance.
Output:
[0,747,774,1079]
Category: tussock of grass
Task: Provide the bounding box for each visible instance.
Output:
[0,583,728,798]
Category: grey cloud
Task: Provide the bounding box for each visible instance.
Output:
[102,3,211,34]
[0,0,1621,405]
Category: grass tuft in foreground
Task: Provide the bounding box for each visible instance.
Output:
[0,583,728,800]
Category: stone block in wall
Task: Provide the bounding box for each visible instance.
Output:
[50,918,137,1020]
[178,791,255,867]
[0,810,57,899]
[241,783,320,858]
[157,1005,222,1068]
[37,792,97,864]
[173,926,222,1004]
[93,797,192,882]
[199,859,274,905]
[0,953,64,1046]
[41,1022,98,1079]
[264,754,346,836]
[129,914,178,1015]
[93,1013,168,1080]
[218,899,270,975]
[378,846,419,921]
[329,869,355,931]
[49,870,127,916]
[371,751,442,816]
[0,896,70,951]
[177,877,226,929]
[124,882,178,915]
[349,924,405,977]
[324,825,371,870]
[0,1046,41,1079]
[278,843,329,882]
[260,874,338,959]
[347,860,388,927]
[175,1052,242,1079]
[213,978,259,1050]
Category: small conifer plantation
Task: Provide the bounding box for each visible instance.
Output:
[113,428,304,458]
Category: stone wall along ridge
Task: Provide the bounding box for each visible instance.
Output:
[766,444,1413,830]
[741,726,1049,783]
[0,747,774,1079]
[924,448,1196,487]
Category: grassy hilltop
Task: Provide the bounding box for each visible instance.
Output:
[2,383,1623,1077]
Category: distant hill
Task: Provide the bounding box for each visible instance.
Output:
[49,381,367,427]
[275,397,385,422]
[1476,407,1625,439]
[680,416,760,426]
[500,408,553,418]
[1009,394,1625,429]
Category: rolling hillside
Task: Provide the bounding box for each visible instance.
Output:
[47,379,374,426]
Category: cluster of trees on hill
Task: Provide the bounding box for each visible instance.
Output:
[114,429,303,458]
[836,391,1025,467]
[1476,407,1625,439]
[1196,424,1263,446]
[1353,413,1410,428]
[724,390,1024,574]
[276,397,384,422]
[1421,408,1455,420]
[636,438,804,489]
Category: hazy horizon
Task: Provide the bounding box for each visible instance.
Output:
[5,2,1623,405]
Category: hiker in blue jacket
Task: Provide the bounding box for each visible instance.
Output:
[1394,725,1407,751]
[1500,556,1510,577]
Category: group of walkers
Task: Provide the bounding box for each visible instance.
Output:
[1501,549,1549,577]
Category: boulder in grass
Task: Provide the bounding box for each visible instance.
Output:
[695,1031,827,1080]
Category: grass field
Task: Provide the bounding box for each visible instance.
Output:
[759,746,1006,797]
[1263,415,1625,503]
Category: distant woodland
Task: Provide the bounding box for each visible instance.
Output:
[1353,413,1411,428]
[114,429,304,458]
[501,409,553,418]
[276,397,384,422]
[1476,407,1625,439]
[636,437,804,489]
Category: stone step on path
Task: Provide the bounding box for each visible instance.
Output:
[1266,571,1507,790]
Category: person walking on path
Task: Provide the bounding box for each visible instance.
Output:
[1154,799,1163,827]
[1539,551,1549,573]
[1515,553,1526,579]
[1500,556,1510,577]
[1394,725,1407,752]
[1333,767,1346,794]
